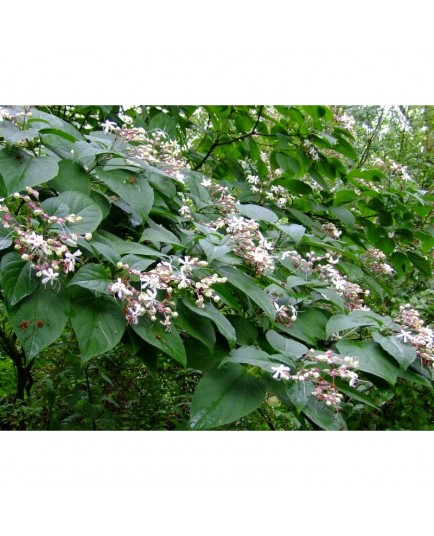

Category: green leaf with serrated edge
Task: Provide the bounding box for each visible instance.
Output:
[275,223,306,244]
[372,332,417,370]
[302,397,347,431]
[0,148,59,195]
[48,160,91,195]
[41,191,103,234]
[175,302,216,352]
[336,339,400,386]
[236,204,278,223]
[216,266,275,320]
[9,286,70,359]
[326,313,381,339]
[69,290,125,361]
[0,253,39,305]
[266,330,308,359]
[97,168,154,223]
[68,264,113,295]
[189,363,266,430]
[132,317,186,367]
[182,298,236,347]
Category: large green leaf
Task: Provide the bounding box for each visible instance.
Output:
[97,168,154,223]
[68,263,113,295]
[216,266,275,320]
[182,298,236,347]
[282,307,329,345]
[0,147,59,195]
[372,332,417,370]
[326,312,381,339]
[189,363,266,429]
[266,330,308,359]
[222,346,293,370]
[70,290,125,361]
[132,317,186,367]
[336,339,400,385]
[275,223,306,244]
[0,252,39,305]
[42,191,103,234]
[175,301,216,352]
[302,397,347,431]
[48,160,91,194]
[236,203,278,223]
[285,381,314,413]
[9,286,70,359]
[0,122,39,143]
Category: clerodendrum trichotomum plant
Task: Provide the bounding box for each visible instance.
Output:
[0,105,432,430]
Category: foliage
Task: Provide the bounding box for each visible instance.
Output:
[0,104,432,430]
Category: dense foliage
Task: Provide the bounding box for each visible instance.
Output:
[0,104,432,430]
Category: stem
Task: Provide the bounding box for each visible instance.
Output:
[84,366,97,431]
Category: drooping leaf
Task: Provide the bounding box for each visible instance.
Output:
[68,263,113,295]
[132,317,186,367]
[42,191,103,235]
[336,339,400,385]
[182,298,236,347]
[372,332,417,370]
[70,290,125,361]
[216,266,275,320]
[266,330,308,359]
[0,252,39,305]
[97,168,154,223]
[189,363,266,430]
[9,286,70,359]
[0,147,59,195]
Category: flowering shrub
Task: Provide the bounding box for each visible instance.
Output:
[0,104,432,430]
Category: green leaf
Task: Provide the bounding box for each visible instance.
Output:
[282,307,329,345]
[407,252,432,276]
[302,397,347,430]
[275,223,306,244]
[132,317,186,367]
[9,286,70,359]
[0,252,39,305]
[0,122,39,143]
[285,381,314,413]
[372,332,417,370]
[189,363,266,429]
[236,203,278,223]
[216,266,275,320]
[230,316,259,345]
[276,153,300,176]
[97,168,154,223]
[48,160,91,195]
[222,346,283,371]
[0,224,13,250]
[0,147,59,195]
[390,252,411,278]
[329,206,355,226]
[266,330,308,359]
[326,313,381,339]
[68,263,113,295]
[333,379,381,409]
[175,302,216,352]
[42,191,103,235]
[70,290,125,361]
[141,224,182,247]
[336,339,400,385]
[183,298,237,347]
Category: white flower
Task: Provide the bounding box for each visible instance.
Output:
[397,329,413,344]
[63,249,82,273]
[41,268,60,288]
[102,120,117,133]
[109,278,133,300]
[201,178,212,187]
[271,364,291,380]
[180,205,191,217]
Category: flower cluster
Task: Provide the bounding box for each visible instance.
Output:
[372,156,412,182]
[303,139,320,162]
[271,349,359,408]
[103,123,188,180]
[199,180,275,274]
[395,304,434,367]
[1,188,86,286]
[246,175,289,208]
[108,256,227,329]
[321,222,342,239]
[362,248,395,277]
[272,301,297,326]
